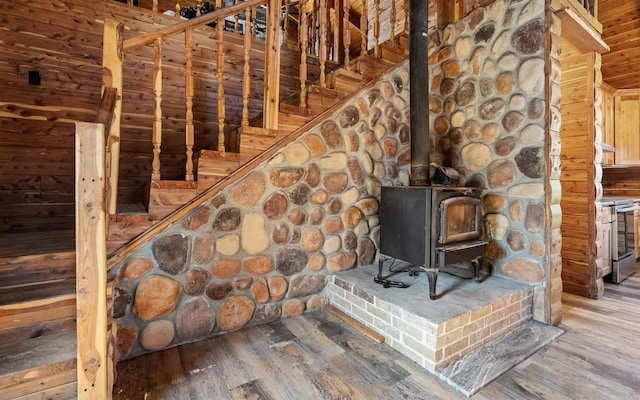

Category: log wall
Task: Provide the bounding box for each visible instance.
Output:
[0,0,322,233]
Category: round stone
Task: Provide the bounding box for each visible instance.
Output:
[512,20,544,55]
[290,184,312,205]
[229,172,266,207]
[462,143,492,171]
[268,276,288,301]
[270,167,304,188]
[300,228,324,252]
[479,99,505,120]
[282,299,305,317]
[482,123,501,143]
[192,232,214,265]
[307,252,326,271]
[323,172,349,194]
[288,274,326,298]
[152,234,189,275]
[305,134,325,157]
[251,278,270,304]
[185,268,211,296]
[253,304,282,324]
[176,298,215,341]
[343,231,358,250]
[242,256,273,275]
[275,247,308,275]
[323,235,342,254]
[339,105,360,128]
[213,207,241,231]
[183,207,211,231]
[133,275,182,321]
[348,158,365,186]
[118,257,152,281]
[286,143,310,164]
[140,320,175,351]
[507,230,527,251]
[456,81,477,106]
[501,258,544,283]
[205,281,233,300]
[216,234,240,256]
[515,147,544,179]
[263,192,289,220]
[525,202,545,234]
[288,207,307,225]
[309,207,324,225]
[357,238,376,265]
[307,295,328,311]
[487,160,516,189]
[241,213,269,254]
[328,252,357,272]
[496,137,518,156]
[272,222,290,244]
[320,121,345,149]
[502,111,524,133]
[211,259,240,279]
[484,193,507,211]
[218,296,255,332]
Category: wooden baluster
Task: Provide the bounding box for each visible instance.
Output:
[242,5,251,127]
[234,0,240,34]
[152,0,158,12]
[374,0,380,58]
[196,0,202,16]
[343,0,350,70]
[299,0,308,108]
[310,0,317,55]
[263,0,282,130]
[284,0,290,46]
[185,27,195,181]
[217,18,226,151]
[361,0,367,56]
[390,0,397,47]
[333,0,343,63]
[319,0,327,87]
[152,38,163,180]
[175,1,181,19]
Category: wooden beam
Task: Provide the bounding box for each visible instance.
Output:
[263,0,281,130]
[75,122,109,399]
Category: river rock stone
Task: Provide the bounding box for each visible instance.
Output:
[117,325,137,357]
[496,137,518,156]
[485,213,509,240]
[213,207,241,231]
[305,134,326,157]
[502,258,544,283]
[286,143,310,164]
[487,160,516,188]
[233,276,253,290]
[152,234,189,275]
[282,299,305,317]
[479,98,505,120]
[516,147,544,178]
[288,274,326,298]
[276,247,308,275]
[462,143,492,171]
[140,320,174,351]
[474,23,495,43]
[263,192,288,220]
[530,239,546,257]
[328,252,357,272]
[343,231,357,251]
[485,242,508,260]
[525,202,545,234]
[342,207,363,229]
[512,19,544,55]
[339,105,360,128]
[482,123,501,143]
[510,200,523,222]
[399,124,409,144]
[508,183,545,199]
[497,72,515,95]
[218,296,255,331]
[118,257,152,281]
[528,99,545,120]
[253,304,281,324]
[242,256,273,275]
[307,295,328,311]
[456,81,477,106]
[229,171,266,207]
[288,207,307,225]
[241,213,269,254]
[185,268,211,295]
[176,298,215,341]
[307,252,326,271]
[311,190,328,205]
[484,193,507,211]
[323,172,349,194]
[300,228,324,252]
[320,121,345,149]
[192,232,214,265]
[507,230,527,251]
[306,163,321,187]
[216,234,240,256]
[290,184,312,205]
[268,276,288,301]
[206,281,233,300]
[308,207,324,226]
[112,288,130,319]
[251,277,270,303]
[519,58,545,96]
[502,111,524,133]
[270,167,304,188]
[183,207,211,231]
[357,238,376,265]
[348,158,365,186]
[442,60,461,77]
[133,275,181,321]
[211,259,240,279]
[272,222,290,244]
[323,235,342,254]
[323,217,343,234]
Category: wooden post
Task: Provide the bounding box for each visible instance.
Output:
[299,0,309,108]
[102,19,124,216]
[263,0,281,130]
[185,27,195,181]
[75,122,108,399]
[374,0,380,57]
[333,0,344,64]
[217,20,226,152]
[319,0,327,87]
[343,0,351,69]
[242,6,252,127]
[152,38,163,180]
[361,0,367,55]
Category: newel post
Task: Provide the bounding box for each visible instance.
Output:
[263,0,282,130]
[75,122,109,399]
[102,19,124,215]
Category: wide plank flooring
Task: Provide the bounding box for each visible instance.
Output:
[114,268,640,399]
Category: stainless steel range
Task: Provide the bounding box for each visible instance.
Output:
[603,197,638,283]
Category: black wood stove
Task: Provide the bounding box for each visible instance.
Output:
[377,186,487,300]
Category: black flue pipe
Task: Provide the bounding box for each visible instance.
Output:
[408,0,430,186]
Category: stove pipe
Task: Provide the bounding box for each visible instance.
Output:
[408,0,430,186]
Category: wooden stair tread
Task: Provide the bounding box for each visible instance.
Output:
[197,149,242,161]
[0,280,76,306]
[0,330,76,397]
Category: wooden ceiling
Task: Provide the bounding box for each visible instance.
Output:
[599,0,640,89]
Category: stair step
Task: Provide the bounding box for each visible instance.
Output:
[0,294,76,333]
[196,150,242,193]
[354,56,395,80]
[148,180,199,220]
[107,214,154,255]
[0,330,77,400]
[380,43,409,63]
[0,251,76,292]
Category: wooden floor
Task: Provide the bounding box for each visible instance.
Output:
[114,268,640,400]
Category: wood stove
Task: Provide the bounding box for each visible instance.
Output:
[378,186,487,299]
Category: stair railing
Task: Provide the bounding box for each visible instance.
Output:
[101,0,274,214]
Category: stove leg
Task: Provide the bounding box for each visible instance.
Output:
[472,257,481,282]
[425,268,438,300]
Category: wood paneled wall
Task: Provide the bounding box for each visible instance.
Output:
[0,0,321,233]
[559,38,596,297]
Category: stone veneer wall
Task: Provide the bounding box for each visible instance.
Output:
[426,0,561,323]
[112,67,413,360]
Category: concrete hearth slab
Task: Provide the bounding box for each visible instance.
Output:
[436,320,564,396]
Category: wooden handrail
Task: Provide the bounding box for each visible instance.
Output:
[123,0,267,52]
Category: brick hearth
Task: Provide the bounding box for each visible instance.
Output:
[324,264,532,372]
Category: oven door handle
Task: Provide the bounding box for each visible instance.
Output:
[615,205,640,213]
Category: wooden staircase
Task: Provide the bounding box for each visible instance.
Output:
[0,49,405,399]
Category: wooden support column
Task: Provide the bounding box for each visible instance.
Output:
[185,27,195,181]
[343,0,351,69]
[102,19,124,216]
[75,122,108,399]
[242,6,252,127]
[319,0,328,86]
[217,19,226,152]
[263,0,281,130]
[152,38,163,180]
[299,0,309,108]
